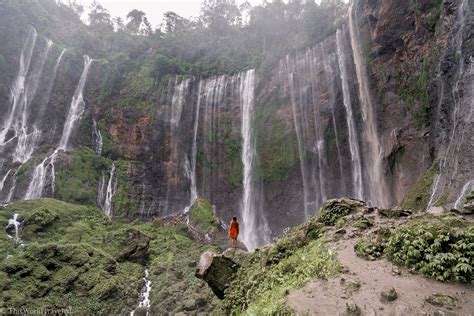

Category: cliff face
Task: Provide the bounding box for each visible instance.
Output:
[0,0,472,246]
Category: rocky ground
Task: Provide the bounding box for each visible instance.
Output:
[287,204,474,315]
[199,198,474,315]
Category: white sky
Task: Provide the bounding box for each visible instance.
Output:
[73,0,266,29]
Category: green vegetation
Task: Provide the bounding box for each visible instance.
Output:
[255,101,298,183]
[221,118,243,187]
[354,215,473,283]
[189,198,217,233]
[55,148,111,206]
[401,160,439,211]
[465,190,474,204]
[354,228,391,259]
[0,198,219,313]
[218,216,339,313]
[385,215,473,282]
[318,201,356,226]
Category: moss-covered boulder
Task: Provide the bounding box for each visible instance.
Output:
[189,198,219,235]
[318,198,367,226]
[108,228,150,265]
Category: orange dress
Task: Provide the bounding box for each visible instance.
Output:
[228,221,239,239]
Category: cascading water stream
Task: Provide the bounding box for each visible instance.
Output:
[24,55,93,201]
[240,69,269,250]
[92,119,103,156]
[13,39,53,163]
[183,81,202,215]
[5,213,23,245]
[0,27,37,146]
[130,268,152,316]
[58,56,93,150]
[454,180,474,210]
[336,29,364,200]
[428,0,470,208]
[104,164,117,218]
[348,1,388,207]
[0,169,12,193]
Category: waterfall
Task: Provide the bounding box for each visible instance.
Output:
[190,81,202,205]
[130,268,152,316]
[5,213,23,245]
[58,55,93,150]
[239,69,269,250]
[24,150,58,200]
[37,48,67,121]
[454,180,474,210]
[336,29,364,200]
[428,0,471,208]
[183,81,203,215]
[0,169,12,193]
[92,119,103,156]
[13,39,53,163]
[322,43,346,194]
[0,27,37,146]
[286,57,316,218]
[104,164,117,218]
[97,171,106,209]
[348,1,389,207]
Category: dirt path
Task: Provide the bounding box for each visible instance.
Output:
[287,235,474,315]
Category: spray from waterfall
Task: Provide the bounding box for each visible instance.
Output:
[336,29,364,200]
[348,1,389,207]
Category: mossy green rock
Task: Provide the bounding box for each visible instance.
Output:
[318,198,366,226]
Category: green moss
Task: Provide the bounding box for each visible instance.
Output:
[399,48,441,130]
[385,215,473,282]
[16,158,35,182]
[0,198,218,313]
[318,203,354,226]
[465,190,474,204]
[401,160,439,211]
[55,148,111,206]
[354,216,374,230]
[254,101,297,183]
[189,198,218,233]
[354,228,391,259]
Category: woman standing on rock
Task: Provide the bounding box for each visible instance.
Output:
[228,216,239,248]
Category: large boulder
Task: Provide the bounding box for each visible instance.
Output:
[113,228,150,265]
[318,198,367,226]
[195,251,240,299]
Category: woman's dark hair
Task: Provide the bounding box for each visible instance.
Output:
[232,216,237,221]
